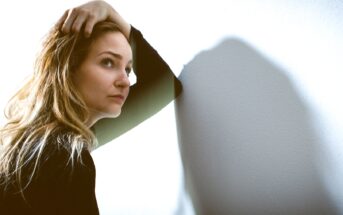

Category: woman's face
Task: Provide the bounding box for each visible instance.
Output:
[73,31,132,126]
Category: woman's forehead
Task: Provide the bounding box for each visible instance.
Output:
[89,32,132,59]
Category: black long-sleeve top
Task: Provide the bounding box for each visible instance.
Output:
[0,26,182,215]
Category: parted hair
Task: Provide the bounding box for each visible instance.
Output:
[0,21,123,193]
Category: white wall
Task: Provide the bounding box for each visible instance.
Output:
[176,38,339,214]
[171,0,343,214]
[0,0,342,214]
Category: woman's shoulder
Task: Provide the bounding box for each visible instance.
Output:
[35,131,95,180]
[0,131,97,213]
[46,136,93,166]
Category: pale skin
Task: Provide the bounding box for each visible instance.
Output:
[73,31,132,127]
[58,0,131,39]
[58,1,133,127]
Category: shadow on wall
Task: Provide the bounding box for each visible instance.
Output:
[175,38,338,215]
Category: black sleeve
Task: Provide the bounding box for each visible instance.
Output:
[55,150,99,215]
[94,26,183,146]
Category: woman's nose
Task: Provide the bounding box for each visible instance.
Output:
[114,71,130,88]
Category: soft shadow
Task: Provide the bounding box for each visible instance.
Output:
[175,38,337,215]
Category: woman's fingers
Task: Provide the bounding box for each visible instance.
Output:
[55,10,68,30]
[60,9,78,34]
[84,14,97,37]
[59,8,91,35]
[57,1,129,37]
[58,1,107,36]
[70,9,89,34]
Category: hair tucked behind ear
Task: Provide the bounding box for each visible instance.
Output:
[0,21,123,194]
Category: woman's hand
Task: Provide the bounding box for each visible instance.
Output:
[57,0,131,39]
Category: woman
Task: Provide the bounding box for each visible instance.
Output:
[0,1,182,214]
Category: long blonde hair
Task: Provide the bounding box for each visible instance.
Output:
[0,21,123,192]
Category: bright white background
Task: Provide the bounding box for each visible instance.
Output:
[0,0,342,214]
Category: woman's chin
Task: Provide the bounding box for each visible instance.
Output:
[105,109,122,118]
[88,108,122,126]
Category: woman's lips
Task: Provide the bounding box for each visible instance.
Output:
[108,95,125,103]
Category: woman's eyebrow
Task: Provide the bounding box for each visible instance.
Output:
[98,51,132,64]
[98,51,123,59]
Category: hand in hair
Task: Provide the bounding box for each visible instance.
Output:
[57,0,131,39]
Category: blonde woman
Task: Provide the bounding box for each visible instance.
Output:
[0,1,181,214]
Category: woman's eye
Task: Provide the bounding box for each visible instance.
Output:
[101,58,114,68]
